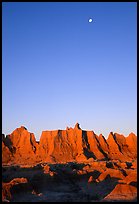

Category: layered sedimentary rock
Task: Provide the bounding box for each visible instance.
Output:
[2,123,137,165]
[125,133,137,159]
[2,126,38,164]
[38,124,86,162]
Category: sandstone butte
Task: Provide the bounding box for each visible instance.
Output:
[2,123,137,165]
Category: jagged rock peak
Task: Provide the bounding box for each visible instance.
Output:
[20,126,27,130]
[99,134,103,137]
[127,132,136,138]
[74,123,81,129]
[2,125,137,165]
[66,126,70,130]
[108,132,114,138]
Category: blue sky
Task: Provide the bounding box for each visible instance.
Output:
[2,2,137,140]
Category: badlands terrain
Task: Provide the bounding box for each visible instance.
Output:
[2,123,137,202]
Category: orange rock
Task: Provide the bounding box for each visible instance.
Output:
[98,134,109,154]
[2,141,12,164]
[88,176,93,183]
[43,165,51,174]
[98,169,125,182]
[2,125,137,165]
[119,170,137,185]
[132,160,137,169]
[106,132,129,161]
[2,178,28,201]
[38,125,87,163]
[4,126,37,164]
[103,184,137,201]
[126,133,137,159]
[86,131,106,160]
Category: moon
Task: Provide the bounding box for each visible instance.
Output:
[88,18,93,23]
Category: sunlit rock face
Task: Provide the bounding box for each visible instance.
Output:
[125,133,137,159]
[102,184,137,202]
[38,124,86,163]
[2,123,137,165]
[2,126,37,165]
[2,124,137,202]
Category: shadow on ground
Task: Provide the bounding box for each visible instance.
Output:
[2,162,134,202]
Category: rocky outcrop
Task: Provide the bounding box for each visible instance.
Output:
[38,124,86,163]
[2,126,38,165]
[2,124,137,165]
[2,138,13,164]
[103,184,137,201]
[125,133,137,159]
[2,178,28,202]
[2,160,137,202]
[98,169,125,182]
[84,131,106,160]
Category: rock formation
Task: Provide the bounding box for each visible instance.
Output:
[103,184,137,201]
[2,178,28,202]
[2,124,137,165]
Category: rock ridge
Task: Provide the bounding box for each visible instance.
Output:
[2,124,137,165]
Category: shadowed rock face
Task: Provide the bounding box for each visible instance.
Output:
[2,124,137,165]
[2,141,12,163]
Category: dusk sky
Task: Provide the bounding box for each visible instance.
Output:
[2,2,137,140]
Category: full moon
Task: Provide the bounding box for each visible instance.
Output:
[89,18,93,23]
